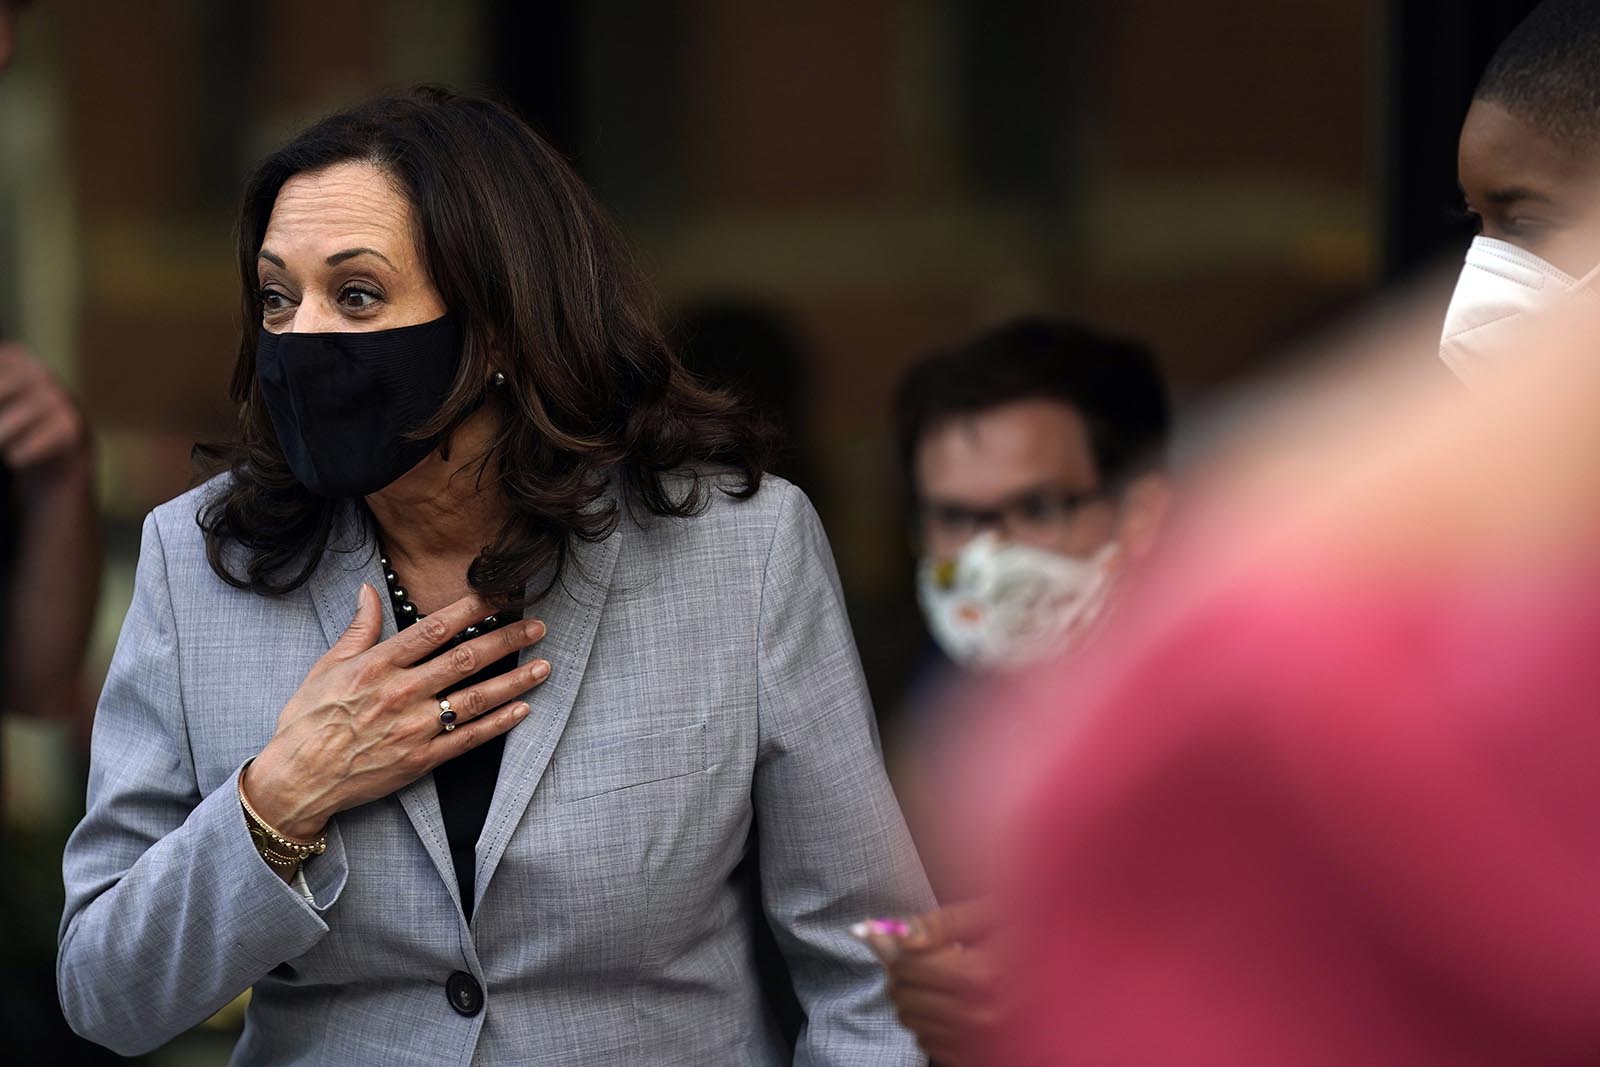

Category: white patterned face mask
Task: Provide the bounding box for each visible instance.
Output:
[916,533,1118,672]
[1440,236,1600,387]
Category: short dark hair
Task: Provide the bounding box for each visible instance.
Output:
[197,86,770,602]
[894,316,1171,506]
[1475,0,1600,150]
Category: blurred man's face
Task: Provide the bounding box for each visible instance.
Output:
[911,397,1169,669]
[914,398,1118,562]
[1458,99,1600,276]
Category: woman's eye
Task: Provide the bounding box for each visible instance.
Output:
[339,285,381,310]
[259,288,290,312]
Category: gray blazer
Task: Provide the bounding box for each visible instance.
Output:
[58,474,932,1065]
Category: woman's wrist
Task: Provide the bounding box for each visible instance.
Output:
[242,752,329,842]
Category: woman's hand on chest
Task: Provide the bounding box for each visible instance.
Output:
[242,583,551,840]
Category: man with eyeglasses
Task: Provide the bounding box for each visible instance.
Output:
[894,316,1172,679]
[862,317,1172,1065]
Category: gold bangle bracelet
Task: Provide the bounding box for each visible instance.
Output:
[243,818,304,870]
[238,772,327,860]
[257,846,303,869]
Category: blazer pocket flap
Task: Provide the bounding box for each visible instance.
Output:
[554,722,706,804]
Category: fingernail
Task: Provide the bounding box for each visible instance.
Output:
[530,660,551,681]
[526,620,546,641]
[850,920,906,939]
[850,918,911,941]
[850,920,904,963]
[512,702,530,719]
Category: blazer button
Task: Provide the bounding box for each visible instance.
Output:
[446,971,483,1017]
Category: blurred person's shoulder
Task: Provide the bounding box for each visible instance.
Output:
[1071,299,1600,755]
[998,551,1600,1067]
[1004,481,1600,849]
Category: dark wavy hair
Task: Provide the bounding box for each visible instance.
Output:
[195,86,770,602]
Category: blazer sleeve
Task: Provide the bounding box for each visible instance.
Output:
[752,483,934,1067]
[57,512,349,1057]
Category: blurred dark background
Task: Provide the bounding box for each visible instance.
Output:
[0,1,1542,1060]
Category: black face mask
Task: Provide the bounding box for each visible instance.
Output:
[256,314,465,498]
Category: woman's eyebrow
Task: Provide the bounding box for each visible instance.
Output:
[256,248,397,269]
[325,247,396,268]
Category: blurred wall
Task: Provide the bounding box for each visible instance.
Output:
[574,0,1381,703]
[4,0,1383,738]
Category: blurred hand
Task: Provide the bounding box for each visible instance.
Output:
[862,898,1008,1066]
[0,342,92,481]
[0,343,100,719]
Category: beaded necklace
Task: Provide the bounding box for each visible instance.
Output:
[379,552,520,645]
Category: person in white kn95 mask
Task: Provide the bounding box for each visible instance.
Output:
[894,316,1172,679]
[1441,0,1600,386]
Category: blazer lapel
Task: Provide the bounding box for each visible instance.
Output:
[305,505,463,909]
[472,525,621,917]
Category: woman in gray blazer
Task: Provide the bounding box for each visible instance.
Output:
[58,86,932,1066]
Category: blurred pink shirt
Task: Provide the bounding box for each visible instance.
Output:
[999,561,1600,1065]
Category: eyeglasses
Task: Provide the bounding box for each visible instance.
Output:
[919,489,1102,543]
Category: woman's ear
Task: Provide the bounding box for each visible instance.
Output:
[1113,472,1172,561]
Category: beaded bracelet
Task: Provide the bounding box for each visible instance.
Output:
[255,844,305,870]
[238,772,327,866]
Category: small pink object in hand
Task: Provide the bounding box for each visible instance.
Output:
[850,918,911,940]
[851,917,918,963]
